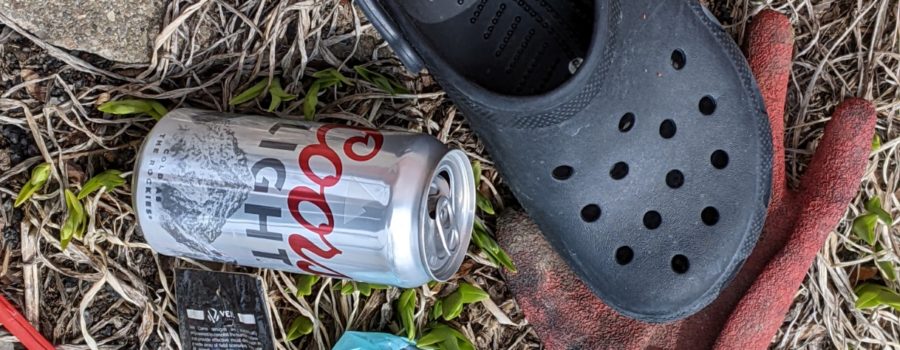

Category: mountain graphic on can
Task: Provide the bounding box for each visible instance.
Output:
[133,109,476,287]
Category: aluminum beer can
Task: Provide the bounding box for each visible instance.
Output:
[133,109,475,287]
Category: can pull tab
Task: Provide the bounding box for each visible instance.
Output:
[433,196,459,256]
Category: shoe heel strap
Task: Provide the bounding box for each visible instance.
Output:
[356,0,425,73]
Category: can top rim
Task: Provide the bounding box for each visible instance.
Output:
[418,149,475,282]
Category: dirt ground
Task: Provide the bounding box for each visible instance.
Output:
[0,0,898,349]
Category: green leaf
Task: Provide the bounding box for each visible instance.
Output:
[303,82,321,121]
[878,260,897,282]
[98,99,152,114]
[146,110,162,120]
[430,300,442,320]
[295,275,320,298]
[866,197,893,225]
[438,283,488,321]
[229,79,269,105]
[471,225,517,272]
[476,193,495,215]
[61,189,86,249]
[416,325,454,347]
[399,289,417,340]
[14,163,51,207]
[98,99,166,120]
[441,290,464,321]
[492,248,516,273]
[338,282,387,297]
[148,101,168,120]
[312,68,352,86]
[353,66,373,80]
[372,76,393,93]
[364,283,389,296]
[26,163,52,186]
[853,213,879,246]
[301,69,351,119]
[286,315,313,341]
[444,326,474,349]
[77,170,125,200]
[353,65,407,95]
[473,219,487,234]
[442,337,460,350]
[340,281,355,295]
[873,134,882,151]
[70,191,86,240]
[268,95,282,113]
[855,283,900,310]
[472,229,495,265]
[417,324,473,350]
[266,78,297,112]
[269,78,296,99]
[456,283,489,304]
[357,282,373,297]
[302,69,350,120]
[471,161,482,188]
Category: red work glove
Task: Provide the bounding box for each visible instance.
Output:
[496,10,877,350]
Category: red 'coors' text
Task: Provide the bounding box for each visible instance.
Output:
[287,125,383,277]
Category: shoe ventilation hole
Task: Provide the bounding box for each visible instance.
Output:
[552,165,574,180]
[616,246,634,265]
[666,170,684,189]
[619,113,635,132]
[700,95,717,115]
[671,254,690,274]
[643,211,662,230]
[711,150,729,169]
[581,204,601,222]
[701,207,719,226]
[671,49,686,70]
[610,162,629,180]
[659,119,676,139]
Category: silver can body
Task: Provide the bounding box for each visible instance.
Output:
[133,109,475,287]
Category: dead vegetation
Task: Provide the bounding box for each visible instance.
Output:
[0,0,897,349]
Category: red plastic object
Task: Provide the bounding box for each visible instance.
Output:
[0,295,54,350]
[497,10,877,350]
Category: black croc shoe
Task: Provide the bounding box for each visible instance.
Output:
[358,0,772,322]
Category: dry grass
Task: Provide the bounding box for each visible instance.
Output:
[0,0,897,349]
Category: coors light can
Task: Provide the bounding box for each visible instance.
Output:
[133,109,475,287]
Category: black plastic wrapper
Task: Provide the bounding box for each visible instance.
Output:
[175,269,275,350]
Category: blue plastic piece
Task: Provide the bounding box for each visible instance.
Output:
[332,331,418,350]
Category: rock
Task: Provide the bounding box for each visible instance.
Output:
[0,0,165,63]
[19,68,44,101]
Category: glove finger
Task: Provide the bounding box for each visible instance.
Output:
[746,10,794,199]
[495,209,656,350]
[798,99,876,208]
[714,99,876,350]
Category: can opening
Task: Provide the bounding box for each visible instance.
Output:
[427,171,458,258]
[427,171,452,220]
